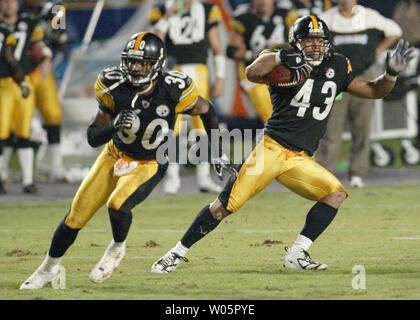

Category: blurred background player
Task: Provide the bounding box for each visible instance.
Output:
[22,0,66,182]
[281,0,333,30]
[227,0,288,124]
[316,0,402,188]
[149,0,225,194]
[0,0,46,194]
[392,0,420,148]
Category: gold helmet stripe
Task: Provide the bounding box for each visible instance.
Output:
[134,32,148,50]
[310,15,319,30]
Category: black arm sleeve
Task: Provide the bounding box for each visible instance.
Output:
[199,101,223,158]
[86,122,115,148]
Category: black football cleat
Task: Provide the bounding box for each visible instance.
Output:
[0,181,6,194]
[23,184,40,195]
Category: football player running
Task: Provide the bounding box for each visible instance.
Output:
[20,32,235,289]
[151,15,414,273]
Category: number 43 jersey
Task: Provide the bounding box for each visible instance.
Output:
[264,52,355,156]
[95,68,198,160]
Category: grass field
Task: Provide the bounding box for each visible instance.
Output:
[1,183,420,300]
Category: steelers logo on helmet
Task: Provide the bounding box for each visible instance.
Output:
[120,32,167,93]
[326,68,335,79]
[289,15,331,67]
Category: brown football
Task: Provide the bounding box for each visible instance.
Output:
[30,42,45,65]
[264,63,303,88]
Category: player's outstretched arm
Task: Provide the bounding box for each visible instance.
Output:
[347,39,415,99]
[186,96,238,179]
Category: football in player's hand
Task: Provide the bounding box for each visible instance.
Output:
[264,63,309,88]
[30,42,45,65]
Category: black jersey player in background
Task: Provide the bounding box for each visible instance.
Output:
[21,0,67,182]
[149,0,225,195]
[0,0,46,194]
[20,32,236,289]
[227,0,288,123]
[151,15,414,273]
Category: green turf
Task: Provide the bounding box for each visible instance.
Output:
[1,183,420,300]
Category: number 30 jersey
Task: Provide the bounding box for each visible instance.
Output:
[264,52,355,156]
[95,68,198,160]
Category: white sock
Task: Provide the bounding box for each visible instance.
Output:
[197,162,210,180]
[1,146,13,180]
[172,241,189,257]
[167,163,180,179]
[40,254,62,272]
[108,239,126,253]
[49,143,64,172]
[17,148,34,186]
[291,234,313,252]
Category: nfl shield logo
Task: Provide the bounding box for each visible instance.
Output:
[142,100,150,108]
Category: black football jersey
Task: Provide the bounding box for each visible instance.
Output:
[95,68,199,160]
[230,8,288,62]
[283,0,333,30]
[0,21,15,78]
[20,1,66,59]
[7,12,44,75]
[264,52,355,156]
[148,1,222,64]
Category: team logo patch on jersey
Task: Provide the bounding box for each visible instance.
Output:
[326,68,335,79]
[142,100,150,108]
[156,105,170,117]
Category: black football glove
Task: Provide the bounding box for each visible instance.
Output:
[279,49,312,84]
[112,109,139,131]
[213,153,238,180]
[386,39,415,76]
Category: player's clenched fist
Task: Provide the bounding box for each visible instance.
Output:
[113,109,140,132]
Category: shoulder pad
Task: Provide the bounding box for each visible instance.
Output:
[99,67,125,88]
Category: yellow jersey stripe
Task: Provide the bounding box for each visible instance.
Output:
[180,81,196,101]
[134,32,147,50]
[175,83,199,114]
[148,7,162,22]
[310,15,319,30]
[208,5,222,24]
[95,75,115,111]
[230,19,245,34]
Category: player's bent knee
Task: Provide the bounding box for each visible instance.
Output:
[209,199,232,220]
[320,191,347,209]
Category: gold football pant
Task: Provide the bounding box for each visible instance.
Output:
[237,61,273,123]
[219,135,347,213]
[30,69,62,126]
[173,64,209,136]
[65,141,168,229]
[0,76,35,140]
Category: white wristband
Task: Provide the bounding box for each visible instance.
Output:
[274,51,281,65]
[42,46,53,58]
[155,18,169,34]
[214,55,226,79]
[244,50,253,62]
[384,72,398,82]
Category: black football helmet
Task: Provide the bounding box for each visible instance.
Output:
[120,32,166,87]
[289,15,331,67]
